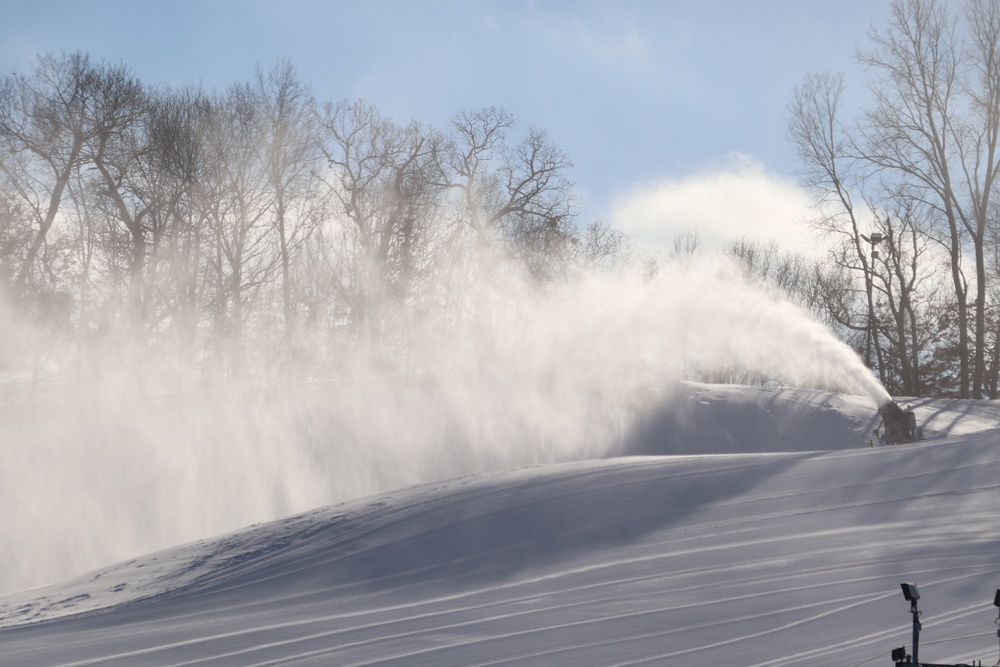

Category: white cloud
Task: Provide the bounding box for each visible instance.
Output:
[609,153,823,258]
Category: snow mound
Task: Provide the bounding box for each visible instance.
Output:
[4,387,1000,666]
[620,383,881,454]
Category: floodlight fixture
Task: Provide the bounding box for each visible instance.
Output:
[884,583,1000,665]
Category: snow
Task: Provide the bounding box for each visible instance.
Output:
[3,382,1000,666]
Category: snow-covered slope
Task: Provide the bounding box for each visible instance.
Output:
[3,384,1000,666]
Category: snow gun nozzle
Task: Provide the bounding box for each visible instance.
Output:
[875,399,923,446]
[878,399,905,422]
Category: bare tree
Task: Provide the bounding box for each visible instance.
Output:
[725,238,819,308]
[82,63,150,325]
[440,107,577,282]
[853,0,1000,398]
[866,204,937,395]
[140,87,214,362]
[0,181,32,291]
[573,220,634,275]
[963,0,1000,396]
[253,60,321,340]
[317,99,442,351]
[667,230,701,266]
[0,52,107,302]
[787,71,889,375]
[0,53,605,388]
[201,84,277,375]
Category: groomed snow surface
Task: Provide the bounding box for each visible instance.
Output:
[3,382,1000,666]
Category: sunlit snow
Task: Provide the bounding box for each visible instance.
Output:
[2,383,1000,666]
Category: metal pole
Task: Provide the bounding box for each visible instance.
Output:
[911,598,921,666]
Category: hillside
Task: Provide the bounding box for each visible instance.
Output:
[2,384,1000,666]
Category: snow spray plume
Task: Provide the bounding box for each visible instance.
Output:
[517,258,890,407]
[0,257,889,595]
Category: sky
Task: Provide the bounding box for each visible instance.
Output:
[0,0,894,257]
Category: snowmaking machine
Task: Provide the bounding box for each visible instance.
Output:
[874,399,923,446]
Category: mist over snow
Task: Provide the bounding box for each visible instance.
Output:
[0,216,974,666]
[3,386,1000,666]
[0,260,988,667]
[1,4,995,663]
[0,264,890,597]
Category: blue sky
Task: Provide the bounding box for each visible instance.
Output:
[0,0,892,256]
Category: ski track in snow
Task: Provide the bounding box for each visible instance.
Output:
[3,384,1000,665]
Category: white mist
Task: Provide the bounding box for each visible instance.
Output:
[0,258,890,595]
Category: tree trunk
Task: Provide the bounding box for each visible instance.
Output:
[13,143,82,299]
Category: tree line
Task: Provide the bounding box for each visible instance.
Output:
[786,0,1000,399]
[5,0,1000,401]
[648,0,1000,400]
[0,53,631,389]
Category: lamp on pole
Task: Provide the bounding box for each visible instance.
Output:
[901,582,921,666]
